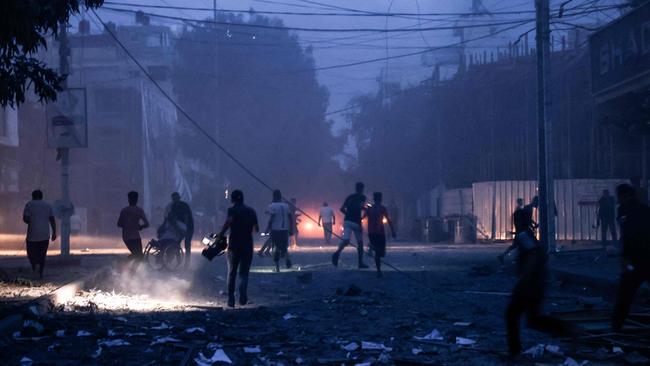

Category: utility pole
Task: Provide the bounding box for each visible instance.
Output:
[58,21,72,256]
[213,0,223,228]
[535,0,555,251]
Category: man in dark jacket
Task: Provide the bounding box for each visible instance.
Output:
[612,183,650,331]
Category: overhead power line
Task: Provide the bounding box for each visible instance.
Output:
[104,1,624,18]
[90,8,467,295]
[101,6,535,33]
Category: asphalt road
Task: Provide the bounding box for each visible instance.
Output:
[0,242,637,365]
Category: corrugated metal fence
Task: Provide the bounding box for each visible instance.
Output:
[472,179,628,241]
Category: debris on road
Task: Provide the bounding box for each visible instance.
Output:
[194,349,232,365]
[361,341,392,352]
[150,336,181,346]
[283,313,298,320]
[414,329,444,341]
[243,346,261,353]
[342,342,359,351]
[455,337,476,346]
[98,339,130,347]
[185,327,205,334]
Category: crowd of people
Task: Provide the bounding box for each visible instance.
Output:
[19,182,650,356]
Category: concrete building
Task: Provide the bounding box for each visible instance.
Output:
[16,15,189,237]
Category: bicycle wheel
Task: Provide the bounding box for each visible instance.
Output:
[162,243,184,271]
[144,242,164,271]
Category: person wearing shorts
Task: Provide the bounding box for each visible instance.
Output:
[332,182,368,269]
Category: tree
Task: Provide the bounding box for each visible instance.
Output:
[172,12,344,213]
[0,0,103,107]
[345,81,435,201]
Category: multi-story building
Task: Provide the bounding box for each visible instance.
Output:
[16,15,188,236]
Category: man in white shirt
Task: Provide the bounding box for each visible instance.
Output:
[23,190,56,278]
[266,190,293,272]
[318,202,336,244]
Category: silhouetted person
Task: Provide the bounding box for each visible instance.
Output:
[505,195,569,356]
[612,184,650,331]
[318,202,335,244]
[366,192,395,277]
[23,190,56,278]
[265,190,293,272]
[166,192,193,267]
[117,191,149,261]
[289,198,301,248]
[332,182,368,269]
[595,189,617,250]
[498,198,534,264]
[218,190,259,307]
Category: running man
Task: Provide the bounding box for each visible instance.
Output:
[366,192,396,277]
[117,191,149,261]
[332,182,369,269]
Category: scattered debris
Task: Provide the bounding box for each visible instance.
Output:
[453,321,473,327]
[98,339,130,347]
[125,332,147,337]
[414,329,444,341]
[243,346,261,353]
[150,322,171,330]
[185,327,206,334]
[342,342,359,351]
[523,344,545,358]
[283,313,298,320]
[361,341,392,352]
[194,349,233,365]
[150,336,181,346]
[562,357,588,366]
[455,337,476,346]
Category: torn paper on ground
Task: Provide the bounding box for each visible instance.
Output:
[150,336,181,346]
[194,349,232,365]
[455,337,476,346]
[243,346,261,353]
[414,329,444,341]
[361,341,393,352]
